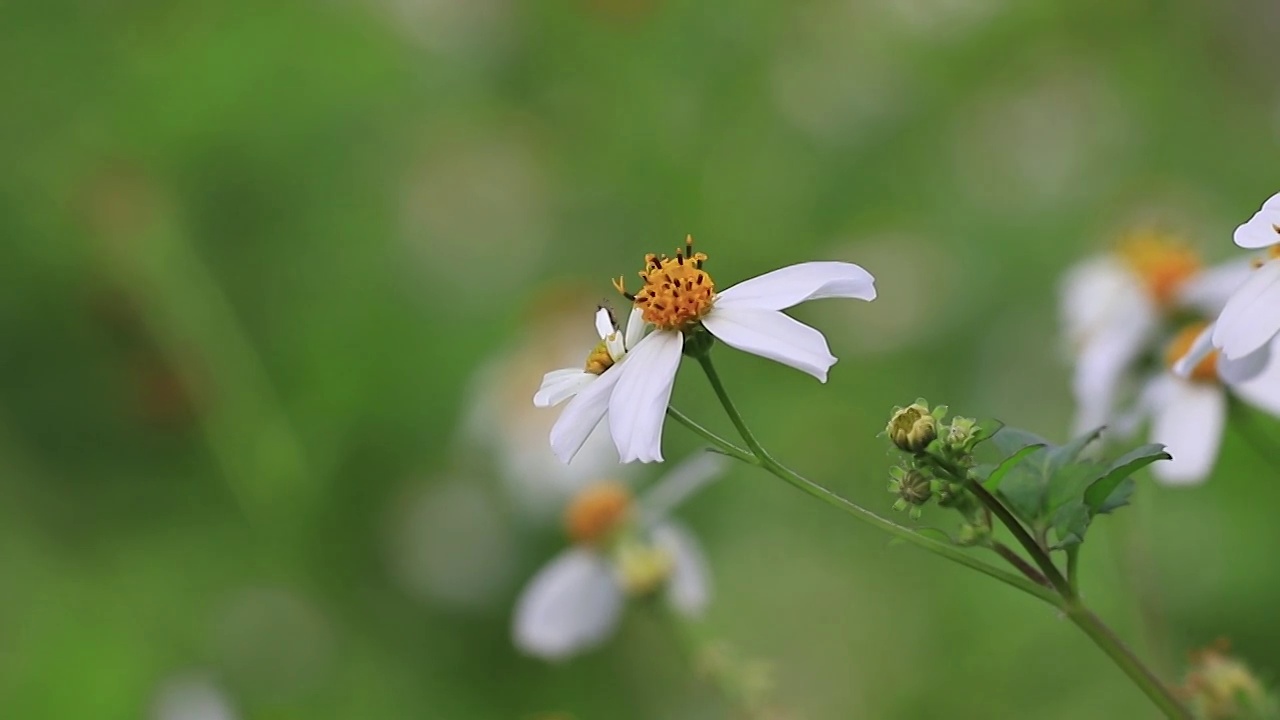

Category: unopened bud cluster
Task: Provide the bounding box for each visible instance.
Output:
[882,399,988,540]
[1179,640,1278,720]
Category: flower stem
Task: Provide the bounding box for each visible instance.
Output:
[690,354,1058,605]
[992,541,1052,588]
[690,351,1190,719]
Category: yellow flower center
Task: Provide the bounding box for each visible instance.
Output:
[583,341,614,375]
[1165,322,1218,383]
[1116,232,1202,308]
[564,481,633,546]
[613,235,715,331]
[614,540,674,597]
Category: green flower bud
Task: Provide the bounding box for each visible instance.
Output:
[887,403,939,454]
[888,468,933,507]
[946,417,979,449]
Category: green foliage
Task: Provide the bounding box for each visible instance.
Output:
[988,426,1169,549]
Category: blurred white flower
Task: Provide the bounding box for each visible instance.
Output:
[1178,192,1280,372]
[604,237,876,463]
[1128,325,1280,486]
[463,286,634,518]
[1060,231,1249,436]
[512,453,725,661]
[536,306,649,464]
[150,673,238,720]
[384,476,519,610]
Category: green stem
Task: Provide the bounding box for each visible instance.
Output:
[992,541,1051,588]
[690,354,1058,605]
[666,407,756,465]
[691,350,1190,719]
[964,476,1073,597]
[1066,545,1081,595]
[1064,604,1192,720]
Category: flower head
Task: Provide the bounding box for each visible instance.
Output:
[1200,192,1280,365]
[1179,640,1277,720]
[886,402,940,454]
[603,237,876,462]
[1060,230,1251,437]
[1130,322,1280,486]
[511,454,726,661]
[533,305,649,464]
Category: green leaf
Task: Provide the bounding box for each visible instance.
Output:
[1083,443,1170,512]
[983,443,1046,491]
[1045,425,1105,476]
[1050,501,1091,549]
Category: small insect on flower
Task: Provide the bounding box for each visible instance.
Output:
[511,453,726,661]
[604,236,876,463]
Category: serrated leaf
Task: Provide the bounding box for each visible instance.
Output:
[988,426,1050,456]
[1083,443,1170,512]
[1045,426,1106,475]
[983,443,1046,491]
[966,418,1006,448]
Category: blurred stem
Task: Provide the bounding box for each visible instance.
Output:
[992,542,1051,588]
[690,353,1059,605]
[691,351,1190,719]
[1066,545,1081,595]
[1229,397,1280,470]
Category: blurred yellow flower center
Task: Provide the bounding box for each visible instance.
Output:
[564,481,633,545]
[613,235,715,331]
[1116,233,1202,307]
[614,541,673,596]
[1180,642,1269,720]
[583,341,614,375]
[1165,322,1218,383]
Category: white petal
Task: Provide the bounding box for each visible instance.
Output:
[702,307,837,382]
[1233,191,1280,249]
[549,367,622,464]
[1175,259,1255,315]
[594,307,615,340]
[1229,338,1280,416]
[512,549,623,661]
[1059,257,1147,346]
[639,452,728,524]
[1171,325,1216,379]
[623,307,648,351]
[1148,376,1226,486]
[714,261,876,312]
[534,368,594,408]
[1212,260,1280,360]
[608,331,683,464]
[1069,319,1152,436]
[1218,341,1271,385]
[652,522,711,616]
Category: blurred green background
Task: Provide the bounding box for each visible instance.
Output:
[2,0,1278,717]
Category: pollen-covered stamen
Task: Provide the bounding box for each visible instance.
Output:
[613,235,715,331]
[564,482,633,546]
[1116,232,1202,307]
[1165,323,1218,383]
[583,341,615,375]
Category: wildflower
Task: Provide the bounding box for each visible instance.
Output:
[1183,191,1280,372]
[465,289,635,516]
[607,236,876,462]
[512,454,724,661]
[886,402,941,454]
[534,305,649,464]
[1129,323,1280,485]
[1060,231,1250,436]
[1179,640,1277,720]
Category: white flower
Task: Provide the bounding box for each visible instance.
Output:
[511,453,725,661]
[606,238,876,463]
[463,292,634,517]
[1207,191,1280,362]
[533,306,648,464]
[1134,329,1280,486]
[1059,232,1248,437]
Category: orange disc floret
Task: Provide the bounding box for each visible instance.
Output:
[564,482,633,545]
[1165,322,1218,383]
[1116,231,1202,307]
[613,235,715,331]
